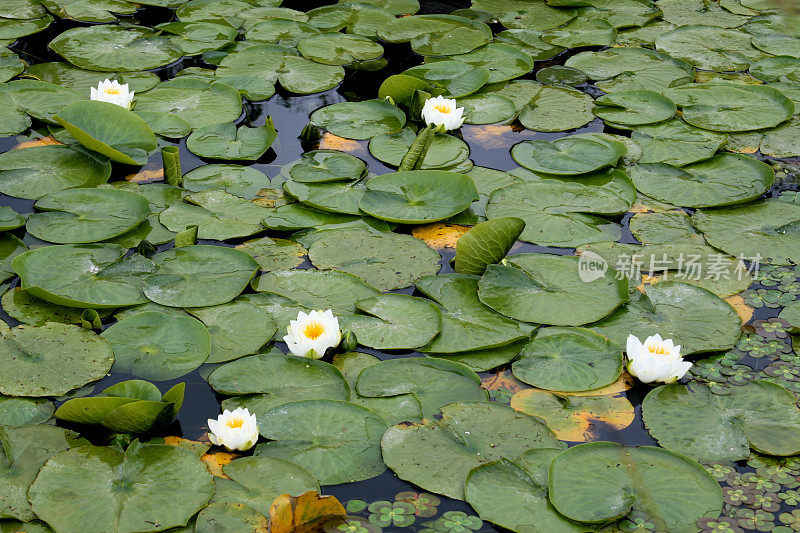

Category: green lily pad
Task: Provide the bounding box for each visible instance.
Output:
[24,63,160,94]
[454,217,525,276]
[283,150,366,184]
[0,425,78,522]
[254,399,388,484]
[629,153,774,208]
[0,322,113,397]
[187,300,276,364]
[252,269,379,314]
[443,43,535,83]
[27,188,150,244]
[235,236,307,272]
[631,119,728,166]
[377,14,492,56]
[416,273,534,353]
[494,28,565,59]
[245,19,320,46]
[643,380,800,462]
[298,32,383,66]
[49,25,183,72]
[548,442,722,532]
[512,327,623,392]
[211,456,319,516]
[194,503,267,533]
[132,80,243,130]
[565,47,694,93]
[101,312,211,380]
[159,190,270,240]
[0,14,51,40]
[13,244,157,308]
[186,121,277,161]
[517,86,595,132]
[182,165,271,198]
[425,340,527,373]
[594,90,676,126]
[40,0,135,23]
[403,60,488,97]
[1,80,85,124]
[541,17,616,47]
[663,83,794,132]
[144,245,259,307]
[381,401,562,500]
[332,352,423,425]
[0,396,54,426]
[55,380,184,433]
[0,235,26,284]
[691,199,800,265]
[157,21,238,56]
[464,459,588,533]
[511,137,626,175]
[478,253,629,327]
[307,228,440,290]
[458,93,517,125]
[310,99,406,140]
[28,442,214,533]
[535,65,587,86]
[358,170,478,224]
[283,179,365,215]
[356,358,486,419]
[655,25,767,71]
[54,101,158,166]
[368,129,470,170]
[588,281,741,355]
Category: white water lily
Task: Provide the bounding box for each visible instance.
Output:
[421,95,465,131]
[626,333,692,384]
[283,309,341,359]
[90,79,134,109]
[207,407,259,451]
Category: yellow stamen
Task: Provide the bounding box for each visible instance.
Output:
[226,418,244,429]
[104,88,120,95]
[434,104,451,114]
[648,345,668,355]
[304,322,325,340]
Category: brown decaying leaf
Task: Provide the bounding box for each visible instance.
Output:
[201,451,240,478]
[412,223,471,249]
[13,136,61,149]
[317,133,364,155]
[269,491,346,533]
[125,168,163,183]
[725,294,754,324]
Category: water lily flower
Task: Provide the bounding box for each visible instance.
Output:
[626,333,692,384]
[90,79,134,109]
[207,407,258,451]
[421,95,465,131]
[284,309,341,359]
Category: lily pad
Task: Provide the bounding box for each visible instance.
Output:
[0,235,26,284]
[655,24,767,71]
[283,180,365,216]
[548,441,723,532]
[252,269,379,314]
[254,399,388,484]
[182,165,271,198]
[0,396,54,426]
[144,245,260,308]
[49,25,182,72]
[368,129,470,170]
[132,81,243,130]
[101,312,211,380]
[310,99,406,140]
[54,101,158,166]
[643,380,800,462]
[631,119,728,166]
[159,190,270,240]
[298,32,383,66]
[588,281,741,355]
[283,150,366,184]
[512,328,624,392]
[187,300,276,364]
[478,253,629,327]
[511,137,626,175]
[186,121,277,161]
[381,401,561,500]
[416,273,534,353]
[1,80,85,124]
[28,442,214,533]
[235,236,307,272]
[629,153,774,208]
[594,90,676,125]
[27,188,150,244]
[13,244,157,308]
[517,85,595,132]
[356,358,486,419]
[443,43,535,83]
[358,170,478,224]
[0,322,113,397]
[336,294,440,350]
[377,14,492,56]
[541,17,616,47]
[454,217,525,276]
[307,228,441,290]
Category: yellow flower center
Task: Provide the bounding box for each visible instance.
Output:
[648,345,668,355]
[434,104,451,114]
[226,417,245,429]
[304,321,325,340]
[104,88,120,95]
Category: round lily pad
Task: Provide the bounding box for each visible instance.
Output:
[643,380,800,462]
[338,293,442,350]
[195,503,268,533]
[235,236,307,272]
[0,145,110,200]
[49,25,182,71]
[254,399,388,484]
[478,253,629,327]
[298,32,383,66]
[377,14,492,56]
[101,311,211,380]
[252,268,379,313]
[186,122,277,161]
[27,188,150,244]
[13,244,157,308]
[0,396,54,426]
[511,137,626,175]
[541,17,616,48]
[446,43,535,83]
[512,328,624,392]
[631,118,728,167]
[28,443,214,533]
[307,228,440,290]
[132,80,243,130]
[144,245,260,308]
[368,129,470,170]
[182,165,271,198]
[655,25,767,71]
[358,170,478,224]
[588,281,741,355]
[381,401,562,500]
[0,323,113,397]
[663,83,794,132]
[517,85,595,132]
[310,99,406,140]
[356,358,486,419]
[159,189,269,241]
[629,153,774,208]
[283,150,366,184]
[54,101,158,166]
[283,179,365,215]
[593,90,676,126]
[187,300,276,364]
[0,234,27,284]
[548,442,723,532]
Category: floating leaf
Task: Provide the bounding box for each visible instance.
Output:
[182,165,271,198]
[0,395,54,426]
[377,14,492,55]
[631,118,727,166]
[133,80,243,130]
[186,121,277,161]
[594,90,676,126]
[252,269,379,314]
[454,217,525,276]
[159,190,270,240]
[655,25,767,71]
[511,137,626,175]
[310,99,406,140]
[187,300,276,364]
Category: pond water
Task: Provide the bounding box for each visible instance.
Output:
[2,0,800,532]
